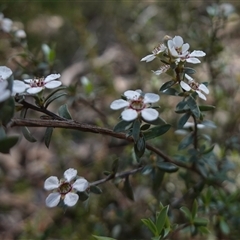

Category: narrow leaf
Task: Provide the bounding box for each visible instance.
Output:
[180,206,192,220]
[183,67,196,75]
[113,120,133,133]
[194,217,209,227]
[44,127,53,148]
[156,205,169,235]
[199,105,215,111]
[156,162,179,173]
[141,219,158,236]
[132,119,140,142]
[90,185,102,194]
[192,199,198,219]
[143,124,171,140]
[187,96,200,118]
[159,80,176,92]
[22,127,37,142]
[134,136,146,160]
[178,112,191,129]
[178,133,194,150]
[58,104,72,119]
[92,235,116,240]
[0,136,19,154]
[123,176,134,201]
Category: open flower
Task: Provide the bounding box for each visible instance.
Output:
[0,66,12,102]
[0,13,13,33]
[110,90,160,122]
[24,73,61,94]
[44,168,89,208]
[167,36,206,64]
[180,74,209,100]
[141,44,167,62]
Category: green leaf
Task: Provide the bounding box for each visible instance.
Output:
[192,199,198,219]
[187,96,200,118]
[156,162,179,173]
[194,217,209,227]
[220,218,230,234]
[81,76,94,95]
[161,87,179,96]
[202,144,215,154]
[44,93,67,109]
[159,80,176,92]
[22,127,37,142]
[156,205,169,235]
[0,97,15,125]
[0,126,6,139]
[113,120,133,133]
[141,124,151,131]
[199,105,215,111]
[111,158,119,174]
[44,127,53,148]
[92,236,116,240]
[123,176,134,201]
[90,185,102,194]
[183,67,196,75]
[143,124,171,140]
[180,206,192,221]
[58,104,72,119]
[198,226,211,234]
[0,136,19,154]
[132,119,140,142]
[78,191,89,201]
[178,112,191,129]
[178,133,194,150]
[141,218,158,236]
[134,136,146,160]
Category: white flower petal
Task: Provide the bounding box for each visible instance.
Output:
[169,47,179,57]
[144,93,160,103]
[124,90,140,99]
[140,54,156,62]
[180,81,191,91]
[12,80,27,93]
[45,192,61,208]
[0,80,8,90]
[199,84,209,94]
[182,43,190,53]
[2,18,13,32]
[0,89,10,102]
[44,74,61,82]
[73,178,89,192]
[186,57,201,64]
[0,66,12,80]
[121,109,138,121]
[141,108,159,121]
[175,129,188,135]
[44,176,59,190]
[64,192,79,207]
[185,74,193,81]
[173,36,184,48]
[64,168,77,182]
[110,99,129,110]
[196,90,207,100]
[45,80,62,89]
[26,87,43,94]
[189,50,206,57]
[24,79,33,83]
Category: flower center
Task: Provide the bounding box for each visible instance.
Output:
[30,77,45,88]
[189,81,199,91]
[58,182,72,195]
[130,98,145,111]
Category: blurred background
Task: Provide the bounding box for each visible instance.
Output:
[0,0,240,239]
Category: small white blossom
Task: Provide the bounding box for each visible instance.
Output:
[167,36,206,64]
[141,44,167,62]
[152,64,170,76]
[110,90,160,122]
[0,13,13,33]
[180,74,209,100]
[12,80,27,95]
[44,168,89,208]
[0,66,12,102]
[15,29,26,39]
[24,73,61,94]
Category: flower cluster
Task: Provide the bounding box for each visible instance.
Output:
[0,66,62,102]
[44,168,89,208]
[110,90,160,122]
[141,35,209,100]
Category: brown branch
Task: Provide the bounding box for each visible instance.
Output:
[8,118,200,175]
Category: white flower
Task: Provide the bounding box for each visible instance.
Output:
[152,64,170,76]
[0,66,12,102]
[15,29,26,39]
[12,80,27,95]
[44,168,89,208]
[24,73,61,94]
[141,44,167,62]
[110,90,160,122]
[180,74,209,100]
[167,36,206,64]
[0,13,13,33]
